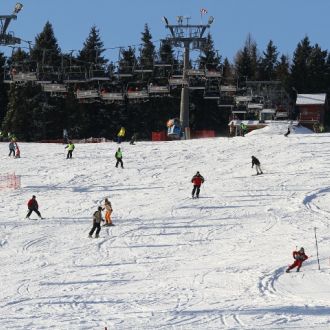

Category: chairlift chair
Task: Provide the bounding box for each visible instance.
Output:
[203,78,220,99]
[126,82,149,100]
[89,64,110,81]
[99,82,125,102]
[9,62,37,83]
[63,66,87,83]
[148,78,170,97]
[37,65,60,84]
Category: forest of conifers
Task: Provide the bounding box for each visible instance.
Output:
[0,22,330,141]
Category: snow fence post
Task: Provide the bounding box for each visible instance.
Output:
[314,227,321,270]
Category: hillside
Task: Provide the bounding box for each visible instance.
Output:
[0,123,330,329]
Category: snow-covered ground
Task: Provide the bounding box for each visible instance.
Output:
[1,122,330,329]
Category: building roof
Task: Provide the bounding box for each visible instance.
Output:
[296,94,326,105]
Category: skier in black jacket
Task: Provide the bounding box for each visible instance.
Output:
[251,156,263,175]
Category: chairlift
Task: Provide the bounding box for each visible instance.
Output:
[89,64,110,81]
[203,78,220,99]
[126,81,149,100]
[169,75,188,86]
[63,66,87,83]
[188,75,206,90]
[99,82,125,102]
[75,82,99,102]
[37,65,61,84]
[42,83,67,97]
[8,62,37,83]
[148,78,170,97]
[205,63,222,78]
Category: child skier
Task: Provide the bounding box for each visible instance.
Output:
[26,195,43,219]
[251,156,263,175]
[191,171,205,198]
[14,142,20,158]
[115,147,124,168]
[286,247,308,273]
[103,198,113,226]
[65,141,75,159]
[89,206,104,238]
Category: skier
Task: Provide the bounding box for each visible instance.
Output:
[103,198,113,226]
[89,206,104,238]
[240,122,247,137]
[117,126,126,144]
[284,121,293,137]
[191,171,205,198]
[130,133,137,145]
[115,147,124,168]
[26,195,43,219]
[14,142,20,158]
[286,247,308,273]
[8,140,16,157]
[65,141,75,159]
[251,156,263,175]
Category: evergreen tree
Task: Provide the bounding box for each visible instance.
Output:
[222,58,234,80]
[259,40,278,80]
[78,25,107,67]
[30,21,61,67]
[139,24,155,73]
[0,52,8,124]
[275,54,290,88]
[290,36,313,93]
[308,44,328,92]
[235,34,259,80]
[118,47,136,82]
[199,33,221,70]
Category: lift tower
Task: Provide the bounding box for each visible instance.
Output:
[0,3,23,45]
[162,15,214,139]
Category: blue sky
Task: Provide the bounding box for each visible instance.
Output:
[1,0,330,62]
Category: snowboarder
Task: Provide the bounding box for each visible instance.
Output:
[286,247,308,273]
[89,206,104,238]
[65,141,75,159]
[8,140,16,157]
[191,171,205,198]
[240,122,247,137]
[26,195,43,219]
[117,126,126,144]
[251,156,263,175]
[102,198,113,226]
[284,121,293,137]
[115,147,124,168]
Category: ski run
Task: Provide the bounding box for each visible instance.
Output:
[1,122,330,329]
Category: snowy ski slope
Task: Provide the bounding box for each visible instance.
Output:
[0,122,330,329]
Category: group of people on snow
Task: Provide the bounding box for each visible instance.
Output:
[89,198,113,238]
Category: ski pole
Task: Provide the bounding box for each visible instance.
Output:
[314,227,321,270]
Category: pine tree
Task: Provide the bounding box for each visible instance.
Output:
[259,40,279,80]
[308,44,328,92]
[0,52,8,124]
[290,36,313,93]
[275,54,290,89]
[138,24,155,81]
[222,58,234,80]
[199,33,221,70]
[235,34,259,81]
[30,21,61,67]
[78,25,107,67]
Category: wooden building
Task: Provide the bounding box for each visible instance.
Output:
[296,94,327,129]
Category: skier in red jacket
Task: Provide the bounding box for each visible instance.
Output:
[191,171,205,198]
[286,247,308,273]
[26,195,43,219]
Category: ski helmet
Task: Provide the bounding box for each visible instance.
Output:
[299,247,304,252]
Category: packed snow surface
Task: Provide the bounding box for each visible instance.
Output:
[1,122,330,329]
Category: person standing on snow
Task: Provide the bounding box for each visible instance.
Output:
[89,206,104,238]
[284,121,293,137]
[26,195,43,219]
[14,142,20,158]
[8,140,16,157]
[191,171,205,198]
[251,156,263,175]
[286,247,308,273]
[65,141,75,159]
[117,126,126,144]
[115,147,124,168]
[102,198,113,226]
